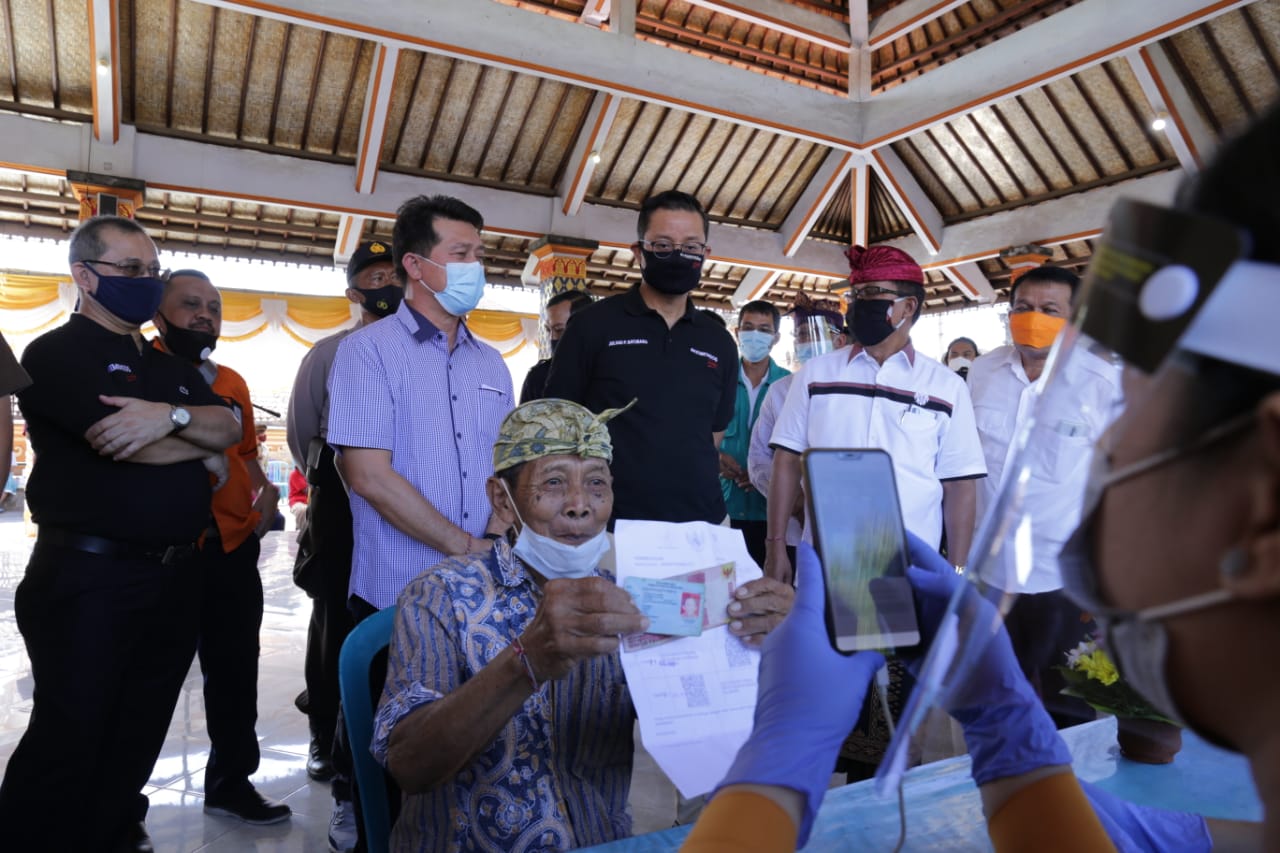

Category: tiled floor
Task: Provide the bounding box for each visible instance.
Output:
[0,512,677,852]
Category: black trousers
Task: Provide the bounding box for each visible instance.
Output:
[1004,589,1095,728]
[198,534,265,799]
[729,518,768,568]
[0,542,201,851]
[300,475,356,763]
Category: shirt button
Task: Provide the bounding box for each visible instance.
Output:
[456,432,462,439]
[452,395,458,401]
[463,512,469,519]
[462,471,467,478]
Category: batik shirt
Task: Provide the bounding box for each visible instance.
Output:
[371,540,634,852]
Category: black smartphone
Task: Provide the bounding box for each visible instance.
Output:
[803,448,920,654]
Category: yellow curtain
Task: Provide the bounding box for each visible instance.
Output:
[286,294,357,330]
[220,290,266,323]
[467,310,531,341]
[0,273,66,309]
[0,273,537,353]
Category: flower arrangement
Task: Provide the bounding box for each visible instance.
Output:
[1057,636,1178,725]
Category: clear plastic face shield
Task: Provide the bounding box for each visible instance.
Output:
[877,198,1267,793]
[791,311,843,365]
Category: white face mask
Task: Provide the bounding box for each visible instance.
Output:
[500,479,611,581]
[949,357,973,372]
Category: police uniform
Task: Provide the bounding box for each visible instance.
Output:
[0,314,224,850]
[544,285,738,524]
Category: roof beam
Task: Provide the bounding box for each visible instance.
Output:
[88,0,122,143]
[778,149,852,257]
[188,0,860,150]
[860,0,1252,148]
[731,268,782,307]
[683,0,851,52]
[880,168,1185,270]
[354,44,399,194]
[1126,44,1215,173]
[334,214,365,264]
[848,0,871,100]
[868,0,967,51]
[942,261,995,303]
[0,112,849,276]
[558,92,619,217]
[579,0,610,28]
[850,159,869,247]
[869,146,944,255]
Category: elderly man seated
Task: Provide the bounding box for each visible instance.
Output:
[371,398,793,852]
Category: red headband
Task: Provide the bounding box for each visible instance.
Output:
[845,245,924,285]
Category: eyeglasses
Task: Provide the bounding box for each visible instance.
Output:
[82,259,169,279]
[853,285,907,300]
[641,240,708,258]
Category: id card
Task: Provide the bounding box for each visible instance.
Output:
[622,562,737,652]
[624,577,705,638]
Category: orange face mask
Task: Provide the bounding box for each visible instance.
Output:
[1008,311,1067,350]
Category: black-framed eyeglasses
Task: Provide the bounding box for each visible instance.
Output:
[82,259,169,279]
[641,239,708,258]
[853,285,907,300]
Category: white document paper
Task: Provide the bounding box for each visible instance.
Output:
[615,520,763,798]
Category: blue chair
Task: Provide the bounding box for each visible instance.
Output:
[339,606,398,853]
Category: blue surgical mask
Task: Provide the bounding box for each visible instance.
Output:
[92,274,166,326]
[500,480,611,581]
[421,258,486,316]
[739,330,775,364]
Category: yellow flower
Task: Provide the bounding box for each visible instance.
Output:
[1078,650,1119,686]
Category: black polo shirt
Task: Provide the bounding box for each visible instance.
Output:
[545,285,737,523]
[520,357,552,404]
[18,314,226,545]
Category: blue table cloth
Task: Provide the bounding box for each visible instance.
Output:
[585,717,1260,851]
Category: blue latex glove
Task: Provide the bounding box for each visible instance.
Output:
[903,532,1072,786]
[1081,780,1212,852]
[717,542,884,846]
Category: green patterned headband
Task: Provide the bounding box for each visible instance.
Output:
[492,397,637,473]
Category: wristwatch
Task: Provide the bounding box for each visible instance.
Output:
[169,405,192,433]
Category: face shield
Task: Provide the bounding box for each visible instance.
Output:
[791,310,844,365]
[877,198,1270,793]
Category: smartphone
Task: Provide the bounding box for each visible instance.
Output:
[803,448,921,654]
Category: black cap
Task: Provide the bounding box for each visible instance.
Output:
[346,240,393,283]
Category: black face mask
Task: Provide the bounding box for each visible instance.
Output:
[159,314,218,363]
[641,249,703,295]
[360,284,403,318]
[846,298,904,347]
[549,337,560,355]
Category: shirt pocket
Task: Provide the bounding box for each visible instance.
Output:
[475,386,509,448]
[1033,420,1093,485]
[974,406,1011,473]
[893,405,943,469]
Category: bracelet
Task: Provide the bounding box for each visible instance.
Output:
[465,534,474,554]
[510,636,540,691]
[765,536,786,542]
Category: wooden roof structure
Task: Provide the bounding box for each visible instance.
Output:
[0,0,1276,312]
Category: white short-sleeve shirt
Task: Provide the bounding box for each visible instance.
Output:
[968,344,1121,593]
[770,342,986,548]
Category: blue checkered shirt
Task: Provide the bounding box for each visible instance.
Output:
[372,540,634,852]
[326,301,513,608]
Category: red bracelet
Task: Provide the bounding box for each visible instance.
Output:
[465,534,474,554]
[510,636,540,691]
[765,536,786,542]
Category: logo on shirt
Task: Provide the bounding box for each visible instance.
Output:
[915,390,929,407]
[690,347,719,368]
[106,362,132,375]
[608,338,648,347]
[178,385,190,396]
